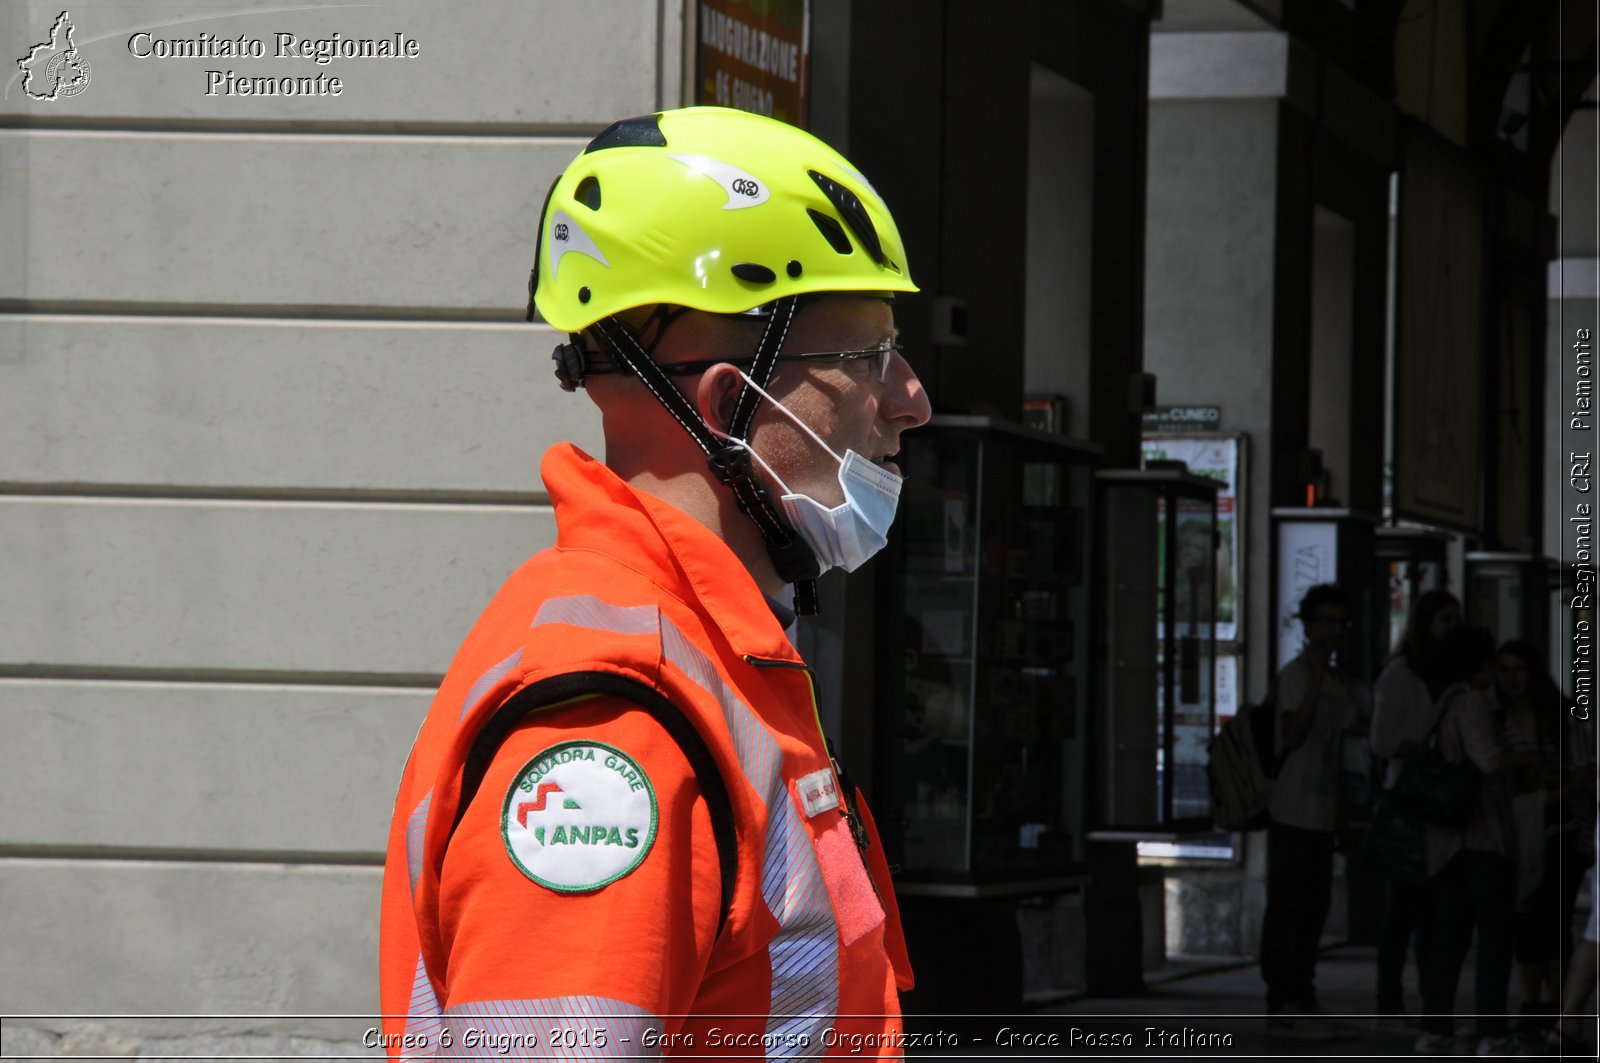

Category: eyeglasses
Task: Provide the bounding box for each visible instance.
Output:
[657,337,902,383]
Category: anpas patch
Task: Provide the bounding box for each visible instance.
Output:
[501,740,657,892]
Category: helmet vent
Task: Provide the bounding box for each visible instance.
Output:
[808,209,853,256]
[731,263,776,284]
[787,260,802,278]
[807,169,884,264]
[575,176,602,211]
[584,113,668,153]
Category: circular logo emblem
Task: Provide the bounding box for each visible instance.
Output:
[45,51,91,98]
[501,740,657,892]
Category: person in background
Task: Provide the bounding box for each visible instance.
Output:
[1262,583,1368,1040]
[1370,589,1460,1024]
[1414,625,1539,1057]
[1548,820,1598,1056]
[1495,638,1596,1049]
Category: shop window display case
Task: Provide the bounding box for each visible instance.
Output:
[1090,469,1218,836]
[1466,551,1558,651]
[875,415,1099,887]
[1376,525,1453,656]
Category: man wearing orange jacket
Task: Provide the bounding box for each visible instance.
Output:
[379,107,932,1058]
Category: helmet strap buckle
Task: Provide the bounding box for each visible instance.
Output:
[707,442,753,486]
[551,341,587,392]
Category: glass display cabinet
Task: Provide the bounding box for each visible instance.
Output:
[1376,525,1454,656]
[1465,551,1558,651]
[875,415,1099,887]
[1090,468,1218,836]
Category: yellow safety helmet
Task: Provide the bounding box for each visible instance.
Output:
[529,106,917,332]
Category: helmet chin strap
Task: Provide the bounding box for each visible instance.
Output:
[592,297,822,616]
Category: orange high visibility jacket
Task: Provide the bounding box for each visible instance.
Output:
[380,443,913,1059]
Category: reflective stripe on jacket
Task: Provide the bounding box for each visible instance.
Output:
[379,443,912,1059]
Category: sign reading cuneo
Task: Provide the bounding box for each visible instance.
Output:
[697,0,809,126]
[1141,405,1222,433]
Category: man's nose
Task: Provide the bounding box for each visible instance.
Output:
[885,351,932,428]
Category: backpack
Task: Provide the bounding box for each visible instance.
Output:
[1207,694,1281,832]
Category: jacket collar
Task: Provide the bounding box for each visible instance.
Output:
[541,443,804,665]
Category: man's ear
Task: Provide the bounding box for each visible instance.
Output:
[695,363,745,433]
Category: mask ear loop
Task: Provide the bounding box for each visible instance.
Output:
[715,295,822,616]
[727,370,847,466]
[593,304,825,612]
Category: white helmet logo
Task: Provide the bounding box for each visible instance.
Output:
[548,210,611,279]
[669,154,769,210]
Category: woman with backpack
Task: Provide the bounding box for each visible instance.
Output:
[1369,589,1460,1023]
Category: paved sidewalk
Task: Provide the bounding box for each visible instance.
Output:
[905,946,1597,1059]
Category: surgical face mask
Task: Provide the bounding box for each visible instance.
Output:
[714,372,903,575]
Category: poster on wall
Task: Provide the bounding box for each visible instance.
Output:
[1276,518,1339,667]
[1141,433,1247,645]
[696,0,810,126]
